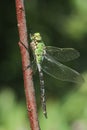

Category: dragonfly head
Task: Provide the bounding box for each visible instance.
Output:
[30,33,42,41]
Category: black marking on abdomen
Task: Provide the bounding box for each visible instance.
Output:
[39,70,47,118]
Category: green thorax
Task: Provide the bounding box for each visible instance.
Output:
[30,33,46,64]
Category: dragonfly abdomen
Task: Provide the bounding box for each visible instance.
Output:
[37,64,47,118]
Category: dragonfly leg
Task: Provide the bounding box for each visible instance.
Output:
[19,40,32,71]
[24,65,31,70]
[19,40,29,51]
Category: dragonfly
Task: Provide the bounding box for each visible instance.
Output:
[24,32,84,118]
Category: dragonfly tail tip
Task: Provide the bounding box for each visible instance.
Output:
[44,112,48,119]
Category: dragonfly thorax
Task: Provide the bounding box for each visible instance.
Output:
[30,33,46,64]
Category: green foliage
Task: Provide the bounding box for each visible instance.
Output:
[0,89,30,130]
[62,0,87,39]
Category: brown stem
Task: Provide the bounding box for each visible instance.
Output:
[15,0,41,130]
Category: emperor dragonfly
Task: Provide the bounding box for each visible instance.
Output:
[29,32,84,118]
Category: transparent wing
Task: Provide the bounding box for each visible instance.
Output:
[41,54,84,83]
[45,46,80,62]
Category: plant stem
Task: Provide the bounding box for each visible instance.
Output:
[15,0,41,130]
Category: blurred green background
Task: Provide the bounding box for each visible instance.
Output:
[0,0,87,130]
